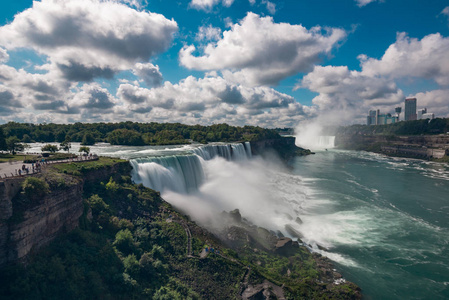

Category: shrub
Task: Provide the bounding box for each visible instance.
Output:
[22,177,50,200]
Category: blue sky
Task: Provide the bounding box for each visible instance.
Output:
[0,0,448,127]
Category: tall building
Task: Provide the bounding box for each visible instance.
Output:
[404,98,417,121]
[367,110,378,125]
[418,108,427,119]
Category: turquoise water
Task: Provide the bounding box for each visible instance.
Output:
[291,150,449,299]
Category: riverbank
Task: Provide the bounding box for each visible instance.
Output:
[335,133,449,162]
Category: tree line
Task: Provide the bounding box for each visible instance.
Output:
[0,122,281,150]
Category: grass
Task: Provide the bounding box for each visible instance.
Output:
[50,156,128,176]
[0,153,38,163]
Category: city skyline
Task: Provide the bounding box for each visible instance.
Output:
[0,0,449,127]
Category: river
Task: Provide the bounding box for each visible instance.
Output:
[27,142,449,299]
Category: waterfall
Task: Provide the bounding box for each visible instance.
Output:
[296,136,335,150]
[316,136,335,148]
[130,155,205,194]
[192,143,251,161]
[131,142,252,194]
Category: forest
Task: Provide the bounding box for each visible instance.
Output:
[0,122,281,148]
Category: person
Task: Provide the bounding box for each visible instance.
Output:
[18,169,21,176]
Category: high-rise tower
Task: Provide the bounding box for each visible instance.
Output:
[404,98,417,121]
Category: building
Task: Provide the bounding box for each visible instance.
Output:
[417,108,427,119]
[395,107,402,120]
[367,110,398,125]
[421,113,435,120]
[367,110,378,125]
[404,98,417,121]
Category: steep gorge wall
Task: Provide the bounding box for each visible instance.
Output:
[0,161,131,268]
[335,133,449,159]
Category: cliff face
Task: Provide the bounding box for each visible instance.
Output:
[0,160,131,268]
[250,137,311,161]
[335,133,449,159]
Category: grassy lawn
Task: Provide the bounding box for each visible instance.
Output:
[50,156,128,175]
[0,153,39,163]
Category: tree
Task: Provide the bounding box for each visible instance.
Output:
[81,132,95,145]
[78,146,90,155]
[41,144,59,153]
[6,136,26,154]
[60,141,71,153]
[0,128,6,151]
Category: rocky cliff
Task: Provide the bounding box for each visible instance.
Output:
[335,133,449,160]
[0,159,131,267]
[250,137,312,161]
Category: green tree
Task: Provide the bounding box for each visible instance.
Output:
[60,141,71,153]
[0,128,6,151]
[22,134,32,143]
[6,136,26,154]
[107,129,144,146]
[78,146,90,155]
[113,229,135,255]
[41,144,59,153]
[81,132,96,145]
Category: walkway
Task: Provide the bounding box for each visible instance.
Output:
[0,155,98,181]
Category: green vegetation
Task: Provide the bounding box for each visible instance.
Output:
[0,121,281,146]
[0,153,38,163]
[5,136,27,154]
[22,177,50,201]
[78,146,91,155]
[51,156,126,176]
[41,144,59,153]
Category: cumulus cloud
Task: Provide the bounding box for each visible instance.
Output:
[411,89,449,118]
[0,48,8,63]
[117,74,308,127]
[190,0,234,11]
[71,83,116,110]
[300,65,404,123]
[0,0,178,82]
[360,33,449,86]
[0,86,22,115]
[180,13,346,86]
[195,25,222,41]
[132,63,163,87]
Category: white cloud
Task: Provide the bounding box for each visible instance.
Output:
[0,48,8,63]
[262,0,276,14]
[195,25,222,41]
[360,33,449,86]
[116,74,308,127]
[411,89,449,118]
[180,13,346,86]
[300,65,404,123]
[355,0,381,7]
[190,0,234,11]
[132,63,163,87]
[441,6,449,23]
[222,0,235,7]
[248,0,256,4]
[0,0,178,82]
